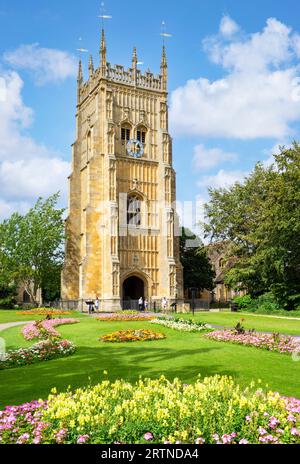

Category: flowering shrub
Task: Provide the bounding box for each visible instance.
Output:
[0,340,76,370]
[19,309,72,316]
[205,330,300,354]
[151,316,211,332]
[116,310,139,315]
[97,314,154,322]
[100,329,166,343]
[22,318,80,341]
[1,376,300,444]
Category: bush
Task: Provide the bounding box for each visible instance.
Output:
[0,297,16,309]
[0,339,76,370]
[232,295,253,309]
[233,293,283,314]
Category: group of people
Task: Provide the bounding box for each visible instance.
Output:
[138,297,149,312]
[87,297,100,314]
[138,297,168,312]
[87,296,171,313]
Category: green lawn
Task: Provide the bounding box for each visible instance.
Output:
[0,309,88,323]
[0,313,299,408]
[179,311,300,336]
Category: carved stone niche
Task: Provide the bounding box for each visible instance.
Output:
[123,107,131,121]
[140,109,148,125]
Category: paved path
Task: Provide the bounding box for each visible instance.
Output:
[0,321,31,333]
[239,312,300,321]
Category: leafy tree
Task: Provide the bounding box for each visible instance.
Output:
[0,194,65,305]
[180,228,215,293]
[204,143,300,310]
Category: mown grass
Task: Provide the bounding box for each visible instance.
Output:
[179,311,300,336]
[0,314,299,408]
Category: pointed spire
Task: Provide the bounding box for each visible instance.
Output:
[77,60,83,104]
[100,28,107,77]
[132,47,138,85]
[88,55,94,78]
[161,45,168,92]
[77,59,83,84]
[132,47,138,68]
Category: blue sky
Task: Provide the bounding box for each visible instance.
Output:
[1,0,300,223]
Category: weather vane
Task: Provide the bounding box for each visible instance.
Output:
[160,20,173,45]
[98,1,112,28]
[76,37,88,60]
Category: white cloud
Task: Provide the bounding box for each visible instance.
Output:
[170,17,300,140]
[193,144,238,170]
[198,169,248,190]
[219,16,240,37]
[0,158,70,202]
[4,43,77,85]
[0,70,70,220]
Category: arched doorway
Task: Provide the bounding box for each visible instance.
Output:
[122,276,145,310]
[123,276,144,299]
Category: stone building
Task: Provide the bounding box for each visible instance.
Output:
[207,242,246,303]
[61,29,183,311]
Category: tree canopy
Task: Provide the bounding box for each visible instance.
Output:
[204,143,300,310]
[180,227,215,293]
[0,194,65,304]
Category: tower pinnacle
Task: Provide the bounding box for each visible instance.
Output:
[89,55,94,78]
[100,28,107,76]
[161,45,168,92]
[132,47,138,68]
[77,59,83,103]
[132,47,138,84]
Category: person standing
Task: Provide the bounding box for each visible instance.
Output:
[138,297,144,312]
[161,297,167,311]
[144,298,149,312]
[95,297,100,313]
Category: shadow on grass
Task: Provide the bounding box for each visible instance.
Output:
[0,344,234,407]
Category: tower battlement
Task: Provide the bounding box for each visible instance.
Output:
[77,29,168,105]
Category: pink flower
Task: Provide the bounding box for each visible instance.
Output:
[195,437,205,444]
[239,438,249,444]
[16,433,30,444]
[291,428,300,436]
[144,432,154,441]
[269,416,280,429]
[77,435,90,444]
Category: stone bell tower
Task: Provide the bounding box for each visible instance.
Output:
[61,28,183,311]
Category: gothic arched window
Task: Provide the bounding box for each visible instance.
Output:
[121,124,131,142]
[136,125,147,144]
[127,194,142,226]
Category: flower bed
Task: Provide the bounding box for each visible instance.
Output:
[22,318,80,341]
[19,309,72,316]
[100,329,166,343]
[205,330,300,354]
[97,314,154,322]
[151,316,211,332]
[0,339,76,370]
[1,376,300,444]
